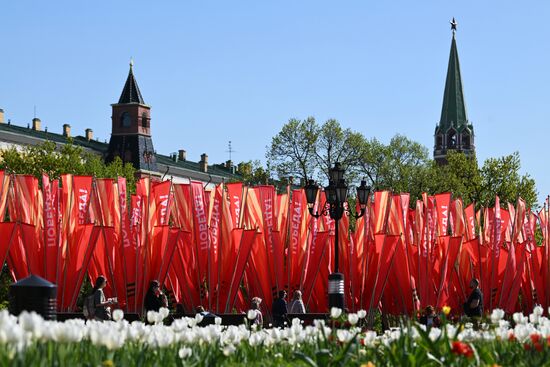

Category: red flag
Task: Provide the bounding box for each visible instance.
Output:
[288,190,308,293]
[303,231,329,308]
[369,234,399,310]
[372,191,391,234]
[226,183,243,228]
[190,181,210,301]
[225,230,258,312]
[43,175,59,282]
[464,203,476,241]
[435,193,452,236]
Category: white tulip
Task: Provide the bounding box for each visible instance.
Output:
[222,343,236,356]
[159,307,170,320]
[195,313,204,324]
[362,330,377,346]
[215,317,222,325]
[428,327,441,341]
[529,313,540,325]
[357,309,367,319]
[347,313,359,326]
[534,305,544,316]
[112,309,124,322]
[330,307,342,319]
[178,347,192,358]
[336,329,353,343]
[147,311,157,324]
[490,309,505,324]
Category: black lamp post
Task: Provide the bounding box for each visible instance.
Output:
[304,162,370,310]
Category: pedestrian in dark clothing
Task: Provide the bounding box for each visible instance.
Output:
[272,290,288,327]
[464,278,483,317]
[92,276,115,321]
[419,305,441,328]
[144,280,168,313]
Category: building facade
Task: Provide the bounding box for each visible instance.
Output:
[0,63,239,185]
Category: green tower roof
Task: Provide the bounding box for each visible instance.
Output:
[439,30,468,131]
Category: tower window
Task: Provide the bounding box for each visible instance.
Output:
[436,134,443,147]
[447,130,457,147]
[120,112,131,128]
[142,113,149,128]
[462,133,470,147]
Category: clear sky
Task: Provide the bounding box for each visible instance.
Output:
[1,1,549,202]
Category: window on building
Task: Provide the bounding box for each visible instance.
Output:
[448,130,457,147]
[120,112,131,128]
[142,113,149,128]
[462,133,470,147]
[436,134,443,147]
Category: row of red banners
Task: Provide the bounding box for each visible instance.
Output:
[0,171,548,316]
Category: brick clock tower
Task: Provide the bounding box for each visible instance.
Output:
[106,61,158,173]
[433,19,475,165]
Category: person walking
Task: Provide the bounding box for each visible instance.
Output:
[91,275,115,321]
[288,290,305,314]
[272,290,288,327]
[463,278,483,318]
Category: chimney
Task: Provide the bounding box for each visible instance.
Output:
[178,149,186,161]
[63,124,71,137]
[0,109,4,124]
[85,128,93,141]
[200,153,208,172]
[225,160,233,169]
[32,118,41,131]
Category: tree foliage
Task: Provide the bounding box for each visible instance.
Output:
[267,117,539,208]
[426,151,537,209]
[266,117,317,182]
[359,134,431,200]
[0,140,137,192]
[236,160,270,186]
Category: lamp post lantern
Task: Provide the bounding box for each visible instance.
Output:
[304,162,370,310]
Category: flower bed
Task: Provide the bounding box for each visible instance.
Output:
[2,307,550,366]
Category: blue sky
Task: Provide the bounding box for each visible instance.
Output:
[1,1,549,202]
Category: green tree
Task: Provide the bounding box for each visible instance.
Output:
[267,117,539,208]
[359,134,431,201]
[426,150,481,206]
[314,119,367,182]
[266,117,318,182]
[236,160,270,185]
[427,151,537,209]
[478,152,537,208]
[0,140,136,192]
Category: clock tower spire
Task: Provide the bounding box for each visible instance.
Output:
[106,61,158,173]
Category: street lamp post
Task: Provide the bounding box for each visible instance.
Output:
[304,162,370,310]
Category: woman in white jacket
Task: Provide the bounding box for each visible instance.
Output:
[288,290,305,314]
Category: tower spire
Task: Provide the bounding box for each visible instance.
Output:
[450,17,457,34]
[433,18,475,164]
[118,60,145,104]
[439,18,468,131]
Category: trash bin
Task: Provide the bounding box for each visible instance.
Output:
[9,274,57,320]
